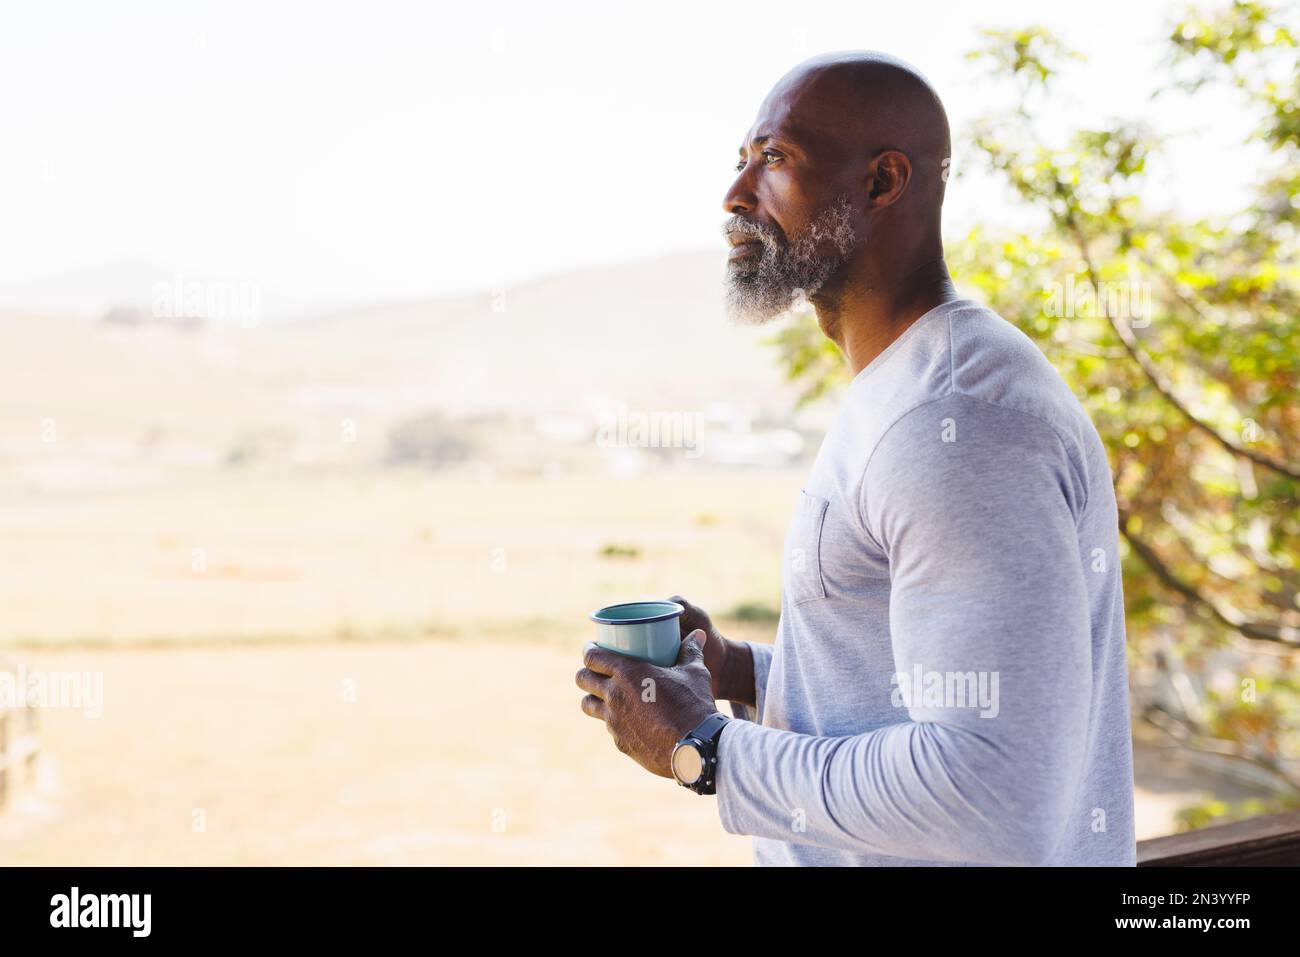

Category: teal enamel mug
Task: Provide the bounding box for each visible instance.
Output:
[590,601,684,667]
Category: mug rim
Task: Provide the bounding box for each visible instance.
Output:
[590,601,684,625]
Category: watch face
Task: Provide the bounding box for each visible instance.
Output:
[672,743,704,785]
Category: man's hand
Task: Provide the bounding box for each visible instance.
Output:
[667,595,732,700]
[575,631,718,779]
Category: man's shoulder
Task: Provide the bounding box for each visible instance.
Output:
[835,301,1110,520]
[947,303,1112,495]
[809,299,1115,529]
[839,300,1096,451]
[947,303,1087,424]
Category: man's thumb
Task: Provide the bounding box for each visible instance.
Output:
[680,628,707,661]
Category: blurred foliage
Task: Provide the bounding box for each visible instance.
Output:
[770,1,1300,828]
[598,543,642,559]
[385,411,475,468]
[726,600,783,624]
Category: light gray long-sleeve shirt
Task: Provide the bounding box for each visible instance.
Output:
[715,297,1136,866]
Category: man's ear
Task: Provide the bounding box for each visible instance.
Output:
[865,150,912,209]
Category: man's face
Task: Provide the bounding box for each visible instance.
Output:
[721,101,859,325]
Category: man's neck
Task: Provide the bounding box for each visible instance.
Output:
[814,258,962,376]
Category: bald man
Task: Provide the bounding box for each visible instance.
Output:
[576,52,1136,866]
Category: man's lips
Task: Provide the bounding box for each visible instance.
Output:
[727,239,762,260]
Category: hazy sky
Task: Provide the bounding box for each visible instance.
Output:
[0,0,1263,317]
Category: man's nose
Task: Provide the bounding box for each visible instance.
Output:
[722,173,756,216]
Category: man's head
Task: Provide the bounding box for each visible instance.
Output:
[722,51,952,327]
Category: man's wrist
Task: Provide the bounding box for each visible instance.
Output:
[716,636,756,708]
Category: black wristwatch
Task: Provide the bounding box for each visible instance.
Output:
[670,712,731,795]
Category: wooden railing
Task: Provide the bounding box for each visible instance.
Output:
[1137,809,1300,866]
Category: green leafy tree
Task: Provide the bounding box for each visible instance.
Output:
[770,0,1299,828]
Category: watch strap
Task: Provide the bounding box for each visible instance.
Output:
[676,712,730,794]
[688,711,730,745]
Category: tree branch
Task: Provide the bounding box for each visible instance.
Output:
[1057,194,1300,481]
[1119,508,1300,647]
[1140,703,1300,797]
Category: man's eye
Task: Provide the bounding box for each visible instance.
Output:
[736,151,782,172]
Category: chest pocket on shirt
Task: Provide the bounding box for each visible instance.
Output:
[785,490,830,605]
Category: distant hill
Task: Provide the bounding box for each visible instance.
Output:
[268,250,801,414]
[0,252,829,482]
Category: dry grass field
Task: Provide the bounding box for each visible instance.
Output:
[1,640,762,866]
[0,471,793,645]
[0,470,790,865]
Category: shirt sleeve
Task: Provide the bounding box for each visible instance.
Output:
[725,639,776,724]
[714,394,1094,865]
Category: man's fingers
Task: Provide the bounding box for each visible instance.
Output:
[574,665,610,699]
[668,595,706,636]
[581,640,625,677]
[668,594,701,619]
[579,693,609,722]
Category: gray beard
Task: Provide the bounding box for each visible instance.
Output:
[723,194,857,326]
